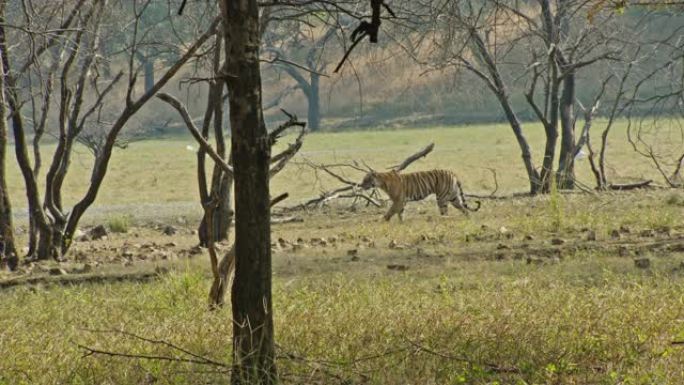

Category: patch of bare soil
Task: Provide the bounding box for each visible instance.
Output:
[2,217,683,289]
[0,224,213,288]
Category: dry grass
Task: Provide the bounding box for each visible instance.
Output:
[2,124,684,384]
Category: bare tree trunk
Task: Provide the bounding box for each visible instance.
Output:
[198,35,233,246]
[496,93,540,194]
[0,18,55,261]
[557,69,576,189]
[220,0,277,383]
[308,73,320,131]
[60,18,219,256]
[198,174,233,245]
[143,58,154,93]
[466,31,540,194]
[0,34,17,270]
[539,77,560,193]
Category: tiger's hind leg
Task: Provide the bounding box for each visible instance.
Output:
[450,196,469,217]
[437,200,449,216]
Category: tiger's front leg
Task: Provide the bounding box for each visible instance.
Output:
[384,199,405,221]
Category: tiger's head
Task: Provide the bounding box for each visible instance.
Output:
[360,171,380,189]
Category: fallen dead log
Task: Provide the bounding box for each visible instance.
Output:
[271,216,303,224]
[0,270,167,290]
[608,180,652,191]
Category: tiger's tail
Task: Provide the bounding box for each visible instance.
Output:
[457,180,481,212]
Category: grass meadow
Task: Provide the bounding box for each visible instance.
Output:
[5,119,678,212]
[1,121,684,384]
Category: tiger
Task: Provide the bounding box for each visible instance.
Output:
[360,169,480,221]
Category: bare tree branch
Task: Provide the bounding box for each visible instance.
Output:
[391,142,434,171]
[156,92,234,177]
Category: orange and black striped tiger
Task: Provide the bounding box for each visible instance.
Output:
[360,169,480,221]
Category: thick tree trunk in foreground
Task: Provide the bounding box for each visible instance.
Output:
[220,0,277,383]
[557,70,576,189]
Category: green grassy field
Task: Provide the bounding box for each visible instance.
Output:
[1,122,684,384]
[5,119,679,214]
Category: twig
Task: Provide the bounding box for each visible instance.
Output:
[78,344,229,368]
[405,339,520,374]
[268,109,306,145]
[270,192,289,208]
[78,328,229,368]
[339,192,381,207]
[391,143,434,171]
[484,167,499,197]
[302,159,359,186]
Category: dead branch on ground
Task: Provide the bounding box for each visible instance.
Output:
[288,143,437,211]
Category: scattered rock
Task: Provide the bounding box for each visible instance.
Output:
[673,261,684,273]
[523,234,534,241]
[292,244,303,252]
[496,243,510,250]
[639,229,655,238]
[188,245,205,256]
[74,228,87,239]
[347,249,358,257]
[585,230,597,241]
[89,225,108,240]
[165,242,178,247]
[387,264,409,271]
[73,250,88,262]
[416,248,429,257]
[48,267,68,276]
[619,225,631,234]
[71,263,93,274]
[162,225,177,236]
[498,226,514,239]
[656,226,672,236]
[361,236,372,243]
[618,246,631,257]
[550,238,566,245]
[634,258,651,269]
[609,229,621,240]
[350,255,360,262]
[526,257,544,265]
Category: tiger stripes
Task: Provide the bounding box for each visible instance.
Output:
[360,169,480,221]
